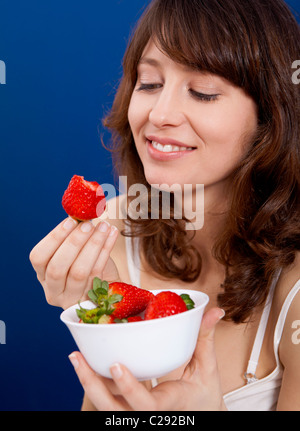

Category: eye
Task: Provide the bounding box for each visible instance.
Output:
[136,83,162,92]
[189,89,219,102]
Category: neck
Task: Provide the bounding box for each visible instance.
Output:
[185,182,231,282]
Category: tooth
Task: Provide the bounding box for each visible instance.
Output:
[151,140,194,152]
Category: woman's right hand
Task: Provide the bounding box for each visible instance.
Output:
[29,217,120,310]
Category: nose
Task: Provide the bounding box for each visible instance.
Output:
[148,87,186,128]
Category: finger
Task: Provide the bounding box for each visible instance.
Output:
[44,221,96,299]
[199,307,225,339]
[68,352,125,411]
[192,308,225,371]
[88,225,119,278]
[29,217,78,281]
[110,363,156,411]
[62,222,115,303]
[81,225,119,301]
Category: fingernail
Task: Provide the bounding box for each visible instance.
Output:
[219,309,226,320]
[80,221,93,233]
[99,221,109,233]
[63,217,77,230]
[110,363,123,379]
[109,225,118,237]
[68,353,79,370]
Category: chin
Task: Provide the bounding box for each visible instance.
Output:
[144,172,182,189]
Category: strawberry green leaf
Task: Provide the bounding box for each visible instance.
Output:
[101,280,109,291]
[105,309,114,315]
[108,294,123,305]
[114,318,128,323]
[97,300,109,315]
[93,277,102,291]
[88,290,98,304]
[92,288,104,298]
[180,294,195,310]
[76,307,98,323]
[97,287,109,295]
[76,308,87,320]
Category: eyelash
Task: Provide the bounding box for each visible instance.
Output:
[189,89,219,102]
[136,83,162,92]
[136,83,219,102]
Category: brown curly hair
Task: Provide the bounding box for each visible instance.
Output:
[103,0,300,323]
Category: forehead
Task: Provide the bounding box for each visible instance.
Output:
[138,40,188,70]
[138,40,233,89]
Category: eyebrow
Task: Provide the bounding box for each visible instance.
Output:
[138,57,161,68]
[138,56,201,74]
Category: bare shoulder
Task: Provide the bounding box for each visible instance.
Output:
[283,251,300,287]
[274,252,300,409]
[278,249,300,327]
[275,251,300,309]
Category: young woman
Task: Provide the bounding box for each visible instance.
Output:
[30,0,300,411]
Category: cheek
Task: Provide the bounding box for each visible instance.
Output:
[128,96,150,165]
[128,95,148,139]
[193,102,257,155]
[127,99,136,135]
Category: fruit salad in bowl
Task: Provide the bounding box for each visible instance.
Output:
[60,278,209,380]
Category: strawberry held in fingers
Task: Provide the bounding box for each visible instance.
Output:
[144,291,195,320]
[62,175,106,221]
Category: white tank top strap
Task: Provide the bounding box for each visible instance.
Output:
[125,227,141,288]
[244,268,282,384]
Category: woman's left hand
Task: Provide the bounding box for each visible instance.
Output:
[68,307,227,411]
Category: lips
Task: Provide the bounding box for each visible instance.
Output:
[146,135,196,152]
[151,140,193,153]
[146,136,196,161]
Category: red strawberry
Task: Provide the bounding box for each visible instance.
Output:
[84,278,154,320]
[62,175,106,221]
[97,315,115,324]
[97,315,143,324]
[127,316,143,323]
[144,291,195,320]
[107,281,154,319]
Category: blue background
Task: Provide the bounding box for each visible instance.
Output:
[0,0,149,411]
[0,0,299,411]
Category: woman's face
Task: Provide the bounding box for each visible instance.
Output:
[128,41,258,196]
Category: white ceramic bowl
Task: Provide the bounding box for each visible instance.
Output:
[60,289,209,381]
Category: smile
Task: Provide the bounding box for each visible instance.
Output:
[146,138,196,161]
[151,141,194,153]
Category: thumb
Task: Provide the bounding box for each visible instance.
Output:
[193,307,225,368]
